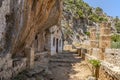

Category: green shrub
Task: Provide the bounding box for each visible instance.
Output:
[89,59,101,67]
[111,42,120,49]
[115,22,120,32]
[111,34,120,42]
[89,59,101,80]
[85,32,90,36]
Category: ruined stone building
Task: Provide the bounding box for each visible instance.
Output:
[86,23,120,80]
[48,25,63,55]
[0,0,62,79]
[34,25,63,55]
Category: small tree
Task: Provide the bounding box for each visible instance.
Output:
[89,59,101,80]
[85,32,90,37]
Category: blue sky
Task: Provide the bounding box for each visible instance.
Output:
[83,0,120,18]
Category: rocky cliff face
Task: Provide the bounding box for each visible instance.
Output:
[62,0,116,44]
[62,0,88,44]
[0,0,62,56]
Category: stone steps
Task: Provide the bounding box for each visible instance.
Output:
[26,52,81,79]
[27,66,45,77]
[49,62,72,67]
[58,52,78,54]
[58,53,79,57]
[27,63,46,77]
[50,55,80,60]
[50,58,81,63]
[27,52,81,77]
[50,52,79,58]
[49,52,81,63]
[27,59,49,77]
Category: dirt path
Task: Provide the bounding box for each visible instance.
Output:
[13,52,92,80]
[49,52,92,80]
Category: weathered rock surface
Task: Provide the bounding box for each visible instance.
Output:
[0,0,62,79]
[0,0,62,56]
[49,52,91,80]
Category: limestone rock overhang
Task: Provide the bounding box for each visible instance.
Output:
[9,0,62,56]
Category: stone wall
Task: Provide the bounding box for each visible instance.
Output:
[34,25,63,55]
[0,54,12,79]
[105,49,120,67]
[35,52,50,69]
[0,53,27,80]
[99,62,120,80]
[49,25,63,55]
[90,28,98,48]
[12,58,27,77]
[92,48,100,59]
[87,23,120,80]
[99,23,111,60]
[45,31,51,51]
[85,54,120,80]
[91,48,120,67]
[63,45,73,51]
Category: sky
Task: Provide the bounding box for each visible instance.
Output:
[83,0,120,18]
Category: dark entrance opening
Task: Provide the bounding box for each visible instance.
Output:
[56,38,59,53]
[35,35,38,52]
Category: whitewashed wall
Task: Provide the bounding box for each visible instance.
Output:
[49,25,63,55]
[50,34,63,55]
[50,34,56,55]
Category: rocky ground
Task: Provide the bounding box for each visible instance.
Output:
[13,52,92,80]
[49,52,92,80]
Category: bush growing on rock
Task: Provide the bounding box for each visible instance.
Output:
[89,59,101,80]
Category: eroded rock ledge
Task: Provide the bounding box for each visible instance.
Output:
[0,0,62,55]
[0,0,62,79]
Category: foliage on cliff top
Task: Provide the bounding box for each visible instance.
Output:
[111,34,120,48]
[114,16,120,33]
[63,0,108,23]
[111,34,120,42]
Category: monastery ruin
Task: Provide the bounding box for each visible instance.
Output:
[0,0,120,80]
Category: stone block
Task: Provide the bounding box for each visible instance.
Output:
[7,59,12,68]
[25,47,35,69]
[99,35,111,41]
[99,48,105,60]
[90,28,96,32]
[90,32,97,40]
[77,49,82,56]
[100,22,111,29]
[100,28,111,35]
[89,48,93,55]
[63,45,72,51]
[5,53,12,59]
[92,48,100,58]
[99,41,111,48]
[90,40,99,48]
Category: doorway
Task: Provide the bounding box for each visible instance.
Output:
[56,38,59,53]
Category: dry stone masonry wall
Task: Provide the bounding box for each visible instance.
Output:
[105,49,120,67]
[0,53,27,80]
[86,54,120,80]
[86,23,120,80]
